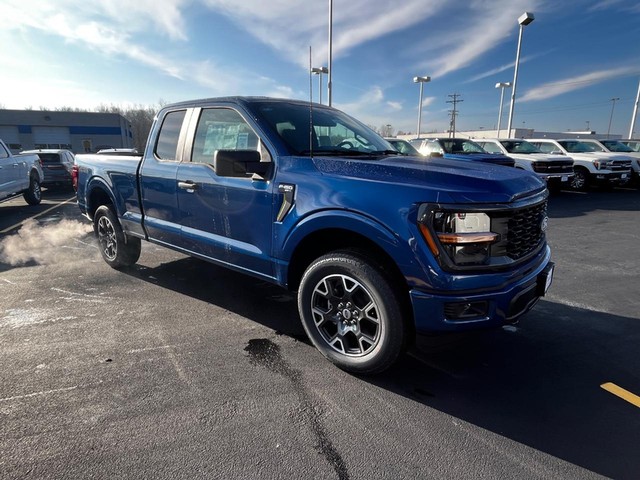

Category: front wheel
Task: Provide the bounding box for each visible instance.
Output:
[297,252,406,374]
[93,205,141,269]
[570,168,589,191]
[23,176,42,205]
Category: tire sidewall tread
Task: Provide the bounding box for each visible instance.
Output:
[298,251,405,374]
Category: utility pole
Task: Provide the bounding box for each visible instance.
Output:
[607,97,620,139]
[629,79,640,138]
[446,93,463,138]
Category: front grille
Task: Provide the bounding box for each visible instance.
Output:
[610,160,632,171]
[491,200,547,260]
[532,160,573,174]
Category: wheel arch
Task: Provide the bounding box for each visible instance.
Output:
[86,179,117,220]
[282,213,416,340]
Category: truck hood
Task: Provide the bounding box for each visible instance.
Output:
[584,152,635,161]
[310,155,545,204]
[505,153,571,162]
[564,151,631,162]
[443,152,514,166]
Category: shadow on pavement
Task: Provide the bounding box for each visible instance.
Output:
[121,255,640,479]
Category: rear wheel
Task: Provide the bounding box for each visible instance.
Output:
[23,176,42,205]
[93,205,141,269]
[297,252,406,374]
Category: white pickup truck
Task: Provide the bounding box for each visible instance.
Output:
[577,139,640,186]
[474,138,574,191]
[0,139,44,205]
[529,138,632,190]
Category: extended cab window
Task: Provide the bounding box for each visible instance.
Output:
[155,110,186,161]
[191,108,259,166]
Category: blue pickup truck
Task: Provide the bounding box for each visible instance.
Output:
[76,97,553,374]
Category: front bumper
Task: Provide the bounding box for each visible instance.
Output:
[410,248,553,333]
[592,170,631,184]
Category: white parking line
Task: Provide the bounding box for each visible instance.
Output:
[0,195,76,234]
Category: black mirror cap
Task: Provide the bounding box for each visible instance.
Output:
[214,150,271,178]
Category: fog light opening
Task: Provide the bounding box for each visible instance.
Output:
[444,301,489,321]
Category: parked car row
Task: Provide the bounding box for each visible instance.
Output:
[388,136,639,192]
[0,139,44,205]
[0,139,76,205]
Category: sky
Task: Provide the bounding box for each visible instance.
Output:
[1,0,640,137]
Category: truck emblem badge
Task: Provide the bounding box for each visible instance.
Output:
[540,215,548,232]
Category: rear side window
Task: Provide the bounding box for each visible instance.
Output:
[38,153,62,163]
[155,110,186,161]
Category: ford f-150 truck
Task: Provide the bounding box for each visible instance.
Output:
[76,97,553,374]
[0,139,43,205]
[474,138,574,191]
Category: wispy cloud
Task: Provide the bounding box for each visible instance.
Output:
[201,0,448,68]
[519,66,640,102]
[414,0,544,78]
[587,0,626,12]
[464,51,553,84]
[335,87,436,132]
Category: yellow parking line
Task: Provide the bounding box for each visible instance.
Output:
[601,382,640,408]
[0,196,76,234]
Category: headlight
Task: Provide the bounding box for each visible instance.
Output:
[419,210,498,266]
[593,159,610,170]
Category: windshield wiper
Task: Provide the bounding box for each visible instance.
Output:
[371,150,402,155]
[298,149,378,156]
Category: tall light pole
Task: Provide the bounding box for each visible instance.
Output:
[629,79,640,138]
[328,0,333,106]
[607,97,620,138]
[414,76,431,139]
[311,67,328,104]
[495,82,512,138]
[506,12,534,138]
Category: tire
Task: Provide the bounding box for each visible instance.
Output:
[297,252,406,374]
[570,168,589,191]
[93,205,141,269]
[23,176,42,205]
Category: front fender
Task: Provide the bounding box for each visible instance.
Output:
[277,209,425,286]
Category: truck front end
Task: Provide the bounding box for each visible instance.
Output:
[410,188,552,332]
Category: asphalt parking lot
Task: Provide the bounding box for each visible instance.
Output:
[1,187,639,479]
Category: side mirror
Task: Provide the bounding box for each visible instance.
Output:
[429,152,444,158]
[214,150,271,178]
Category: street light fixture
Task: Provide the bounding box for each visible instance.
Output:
[311,67,329,104]
[607,97,620,139]
[506,11,535,138]
[495,82,512,138]
[414,76,431,139]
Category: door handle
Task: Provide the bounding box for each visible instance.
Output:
[178,180,198,191]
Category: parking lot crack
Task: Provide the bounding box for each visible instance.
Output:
[245,338,349,480]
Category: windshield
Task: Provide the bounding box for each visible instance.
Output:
[388,139,421,156]
[559,141,597,153]
[252,101,394,156]
[600,140,634,152]
[500,140,541,154]
[440,139,486,154]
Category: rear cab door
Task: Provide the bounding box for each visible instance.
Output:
[139,108,190,246]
